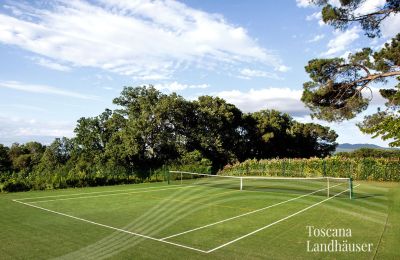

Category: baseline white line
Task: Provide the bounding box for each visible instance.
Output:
[160,183,344,240]
[24,186,195,204]
[13,200,208,253]
[206,184,361,253]
[15,184,182,201]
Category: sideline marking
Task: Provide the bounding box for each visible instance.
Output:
[13,200,207,253]
[206,184,360,253]
[12,182,357,254]
[15,184,184,201]
[19,186,196,204]
[161,183,345,240]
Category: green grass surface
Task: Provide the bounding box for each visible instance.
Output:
[0,180,399,259]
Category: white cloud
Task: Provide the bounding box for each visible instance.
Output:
[95,74,113,81]
[355,0,386,16]
[323,27,360,56]
[0,0,286,80]
[296,0,312,8]
[308,34,325,43]
[0,115,74,145]
[306,12,320,21]
[305,11,325,26]
[0,104,46,112]
[155,81,209,92]
[215,87,308,116]
[0,80,98,100]
[30,57,71,72]
[353,0,400,39]
[365,86,389,107]
[381,13,400,38]
[239,68,282,80]
[298,0,340,8]
[275,65,291,72]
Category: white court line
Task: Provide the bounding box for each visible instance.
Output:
[206,184,360,253]
[15,184,182,201]
[21,186,195,204]
[160,183,344,240]
[13,200,207,253]
[12,183,356,254]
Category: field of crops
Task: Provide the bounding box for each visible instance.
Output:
[220,157,400,181]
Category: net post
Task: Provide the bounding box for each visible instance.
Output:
[167,170,170,185]
[180,172,183,185]
[327,177,330,198]
[349,177,353,199]
[240,177,243,191]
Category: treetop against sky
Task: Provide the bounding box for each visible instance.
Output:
[0,0,399,146]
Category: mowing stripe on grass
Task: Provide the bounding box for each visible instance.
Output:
[160,183,345,240]
[12,199,208,254]
[21,186,196,203]
[206,184,360,253]
[15,184,183,201]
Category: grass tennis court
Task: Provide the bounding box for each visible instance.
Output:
[1,176,399,259]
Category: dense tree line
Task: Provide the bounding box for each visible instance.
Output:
[0,86,337,192]
[336,148,400,158]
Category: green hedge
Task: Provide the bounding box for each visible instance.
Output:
[219,157,400,181]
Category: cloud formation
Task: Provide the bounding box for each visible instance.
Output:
[30,57,71,72]
[0,115,74,145]
[215,87,309,116]
[306,12,325,26]
[239,68,281,80]
[308,34,325,43]
[155,81,209,92]
[322,27,360,56]
[0,0,286,80]
[296,0,312,8]
[0,80,98,100]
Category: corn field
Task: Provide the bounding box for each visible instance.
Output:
[219,157,400,181]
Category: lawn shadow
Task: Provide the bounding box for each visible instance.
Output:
[353,193,384,200]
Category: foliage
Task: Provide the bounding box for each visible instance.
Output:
[220,157,400,181]
[315,0,400,38]
[0,144,11,173]
[303,0,400,146]
[0,86,338,192]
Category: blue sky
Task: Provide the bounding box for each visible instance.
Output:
[0,0,399,146]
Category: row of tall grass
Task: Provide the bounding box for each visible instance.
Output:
[219,157,400,181]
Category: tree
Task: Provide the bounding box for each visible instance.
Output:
[289,122,338,158]
[0,144,11,173]
[40,137,74,170]
[191,96,246,168]
[316,0,399,38]
[250,110,294,158]
[7,142,45,173]
[111,86,192,170]
[247,110,337,158]
[301,0,400,146]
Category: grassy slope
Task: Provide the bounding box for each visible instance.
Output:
[0,181,398,260]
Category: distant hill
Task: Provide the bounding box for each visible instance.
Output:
[335,143,393,153]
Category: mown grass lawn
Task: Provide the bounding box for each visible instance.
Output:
[0,181,399,259]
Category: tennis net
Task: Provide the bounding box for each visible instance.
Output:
[168,171,353,198]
